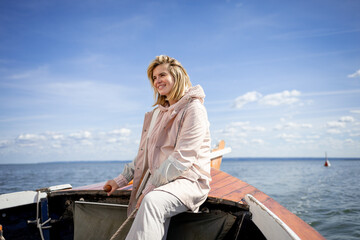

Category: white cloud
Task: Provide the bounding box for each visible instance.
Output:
[16,134,47,142]
[237,139,249,145]
[102,128,132,144]
[233,91,262,108]
[303,89,360,97]
[230,121,266,132]
[339,116,355,122]
[107,138,118,143]
[327,129,342,134]
[306,135,320,139]
[217,127,248,137]
[109,128,131,136]
[80,140,93,146]
[230,121,250,127]
[0,140,12,148]
[297,139,315,144]
[51,143,62,149]
[233,90,301,109]
[215,121,269,144]
[326,121,346,128]
[259,90,301,106]
[0,126,140,162]
[277,133,300,140]
[69,131,92,139]
[276,133,317,144]
[45,132,65,140]
[251,139,264,144]
[274,121,312,130]
[249,126,266,132]
[350,110,360,114]
[348,69,360,78]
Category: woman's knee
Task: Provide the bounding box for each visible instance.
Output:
[140,191,164,216]
[142,191,158,207]
[138,191,166,222]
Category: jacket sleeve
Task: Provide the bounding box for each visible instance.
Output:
[150,101,209,187]
[113,157,136,188]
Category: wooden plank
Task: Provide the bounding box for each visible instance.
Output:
[209,175,237,191]
[221,185,258,202]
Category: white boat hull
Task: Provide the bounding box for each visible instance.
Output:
[245,194,301,240]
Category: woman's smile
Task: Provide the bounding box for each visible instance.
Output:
[153,64,175,98]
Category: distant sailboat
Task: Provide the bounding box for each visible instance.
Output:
[324,152,331,167]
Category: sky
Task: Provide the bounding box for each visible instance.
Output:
[0,0,359,164]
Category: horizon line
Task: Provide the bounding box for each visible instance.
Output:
[1,157,359,165]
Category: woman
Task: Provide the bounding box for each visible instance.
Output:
[104,55,211,239]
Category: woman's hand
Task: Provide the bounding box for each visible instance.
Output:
[136,194,145,209]
[135,184,156,209]
[103,180,119,196]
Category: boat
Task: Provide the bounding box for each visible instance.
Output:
[0,140,325,240]
[324,152,331,167]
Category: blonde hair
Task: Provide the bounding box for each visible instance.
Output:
[147,55,192,106]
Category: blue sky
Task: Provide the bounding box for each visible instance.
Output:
[1,0,359,163]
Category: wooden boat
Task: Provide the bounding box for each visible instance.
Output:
[324,152,331,167]
[0,141,325,240]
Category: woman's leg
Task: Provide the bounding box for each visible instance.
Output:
[125,190,188,240]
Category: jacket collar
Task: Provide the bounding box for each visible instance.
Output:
[158,85,205,115]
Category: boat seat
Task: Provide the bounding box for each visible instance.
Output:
[73,201,237,240]
[167,209,237,240]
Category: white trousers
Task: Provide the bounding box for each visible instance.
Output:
[125,190,188,240]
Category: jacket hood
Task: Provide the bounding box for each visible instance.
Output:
[184,85,205,103]
[158,85,205,113]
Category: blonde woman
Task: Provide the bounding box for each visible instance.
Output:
[104,55,211,239]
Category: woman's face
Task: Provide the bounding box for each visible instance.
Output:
[152,64,175,99]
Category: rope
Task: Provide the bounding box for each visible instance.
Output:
[27,191,51,240]
[110,208,138,240]
[35,191,51,239]
[234,213,246,239]
[36,191,45,240]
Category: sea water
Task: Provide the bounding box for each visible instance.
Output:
[1,159,359,240]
